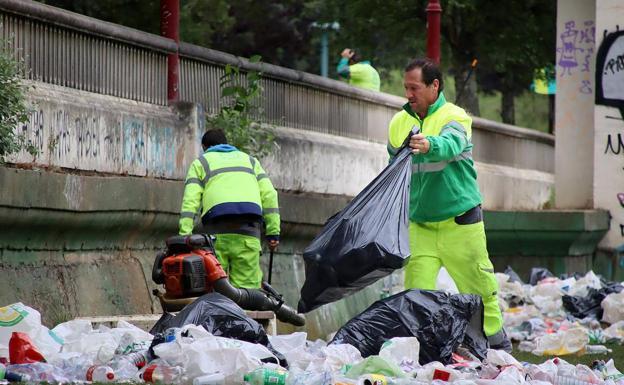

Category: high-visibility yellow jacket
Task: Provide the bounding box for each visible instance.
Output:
[179,144,280,238]
[387,92,482,223]
[337,58,380,92]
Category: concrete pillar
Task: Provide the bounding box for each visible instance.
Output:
[555,0,596,209]
[593,0,624,250]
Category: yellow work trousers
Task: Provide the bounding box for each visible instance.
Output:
[404,218,504,337]
[214,233,262,289]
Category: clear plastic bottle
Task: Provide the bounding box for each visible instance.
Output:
[140,364,184,384]
[243,367,288,385]
[85,365,115,382]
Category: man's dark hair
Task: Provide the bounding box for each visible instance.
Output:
[349,49,361,65]
[405,58,444,93]
[202,129,228,149]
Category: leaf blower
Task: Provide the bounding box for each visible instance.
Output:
[152,234,305,327]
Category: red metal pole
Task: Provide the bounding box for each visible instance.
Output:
[161,0,179,103]
[426,0,442,64]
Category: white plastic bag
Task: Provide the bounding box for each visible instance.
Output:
[602,291,624,324]
[435,267,459,294]
[379,337,420,372]
[485,349,521,368]
[603,320,624,342]
[0,303,63,359]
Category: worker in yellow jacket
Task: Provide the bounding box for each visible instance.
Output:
[387,58,510,352]
[179,129,280,289]
[337,48,380,92]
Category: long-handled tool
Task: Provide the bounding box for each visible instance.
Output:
[267,250,274,284]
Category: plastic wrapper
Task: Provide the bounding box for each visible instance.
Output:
[149,293,286,367]
[532,327,588,356]
[329,289,488,365]
[379,337,420,373]
[9,332,46,364]
[601,291,624,324]
[297,140,413,313]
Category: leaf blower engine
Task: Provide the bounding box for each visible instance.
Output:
[152,234,305,327]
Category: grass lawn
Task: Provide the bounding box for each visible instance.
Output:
[512,343,624,366]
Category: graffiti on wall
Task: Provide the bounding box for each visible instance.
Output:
[558,19,595,94]
[595,27,624,119]
[12,101,189,179]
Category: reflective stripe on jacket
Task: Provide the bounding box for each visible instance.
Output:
[179,145,280,237]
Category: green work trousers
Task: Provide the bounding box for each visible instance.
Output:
[214,233,262,289]
[404,218,504,337]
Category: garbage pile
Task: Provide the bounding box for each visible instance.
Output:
[0,269,623,385]
[495,267,624,357]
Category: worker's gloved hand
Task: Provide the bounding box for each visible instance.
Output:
[268,239,279,252]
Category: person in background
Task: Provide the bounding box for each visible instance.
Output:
[387,58,511,352]
[337,48,380,92]
[178,129,280,289]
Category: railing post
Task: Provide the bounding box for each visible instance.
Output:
[160,0,179,103]
[426,0,442,64]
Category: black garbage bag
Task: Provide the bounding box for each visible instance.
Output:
[297,137,413,313]
[562,281,623,319]
[529,267,554,285]
[149,293,287,367]
[329,289,488,365]
[504,266,524,284]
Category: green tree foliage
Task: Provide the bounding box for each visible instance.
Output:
[0,45,34,162]
[207,56,276,158]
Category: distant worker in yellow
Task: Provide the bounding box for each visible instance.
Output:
[337,48,380,92]
[179,129,280,289]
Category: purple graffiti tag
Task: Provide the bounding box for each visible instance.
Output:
[558,21,580,76]
[618,193,624,208]
[580,80,593,94]
[582,47,594,72]
[580,20,595,44]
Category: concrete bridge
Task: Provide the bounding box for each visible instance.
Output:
[0,0,619,339]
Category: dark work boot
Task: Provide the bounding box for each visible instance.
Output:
[488,328,512,353]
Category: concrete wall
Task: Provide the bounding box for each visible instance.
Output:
[593,0,624,251]
[8,82,202,179]
[555,0,596,209]
[555,0,624,252]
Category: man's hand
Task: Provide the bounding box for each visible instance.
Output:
[409,133,430,154]
[341,48,354,59]
[268,239,279,252]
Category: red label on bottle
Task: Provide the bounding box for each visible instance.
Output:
[86,366,95,382]
[143,365,157,383]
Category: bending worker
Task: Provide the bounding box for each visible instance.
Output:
[337,48,380,92]
[387,58,511,352]
[179,129,280,289]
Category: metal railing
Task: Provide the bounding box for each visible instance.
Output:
[0,0,172,105]
[0,0,555,165]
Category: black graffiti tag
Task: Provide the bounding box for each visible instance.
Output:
[605,133,624,154]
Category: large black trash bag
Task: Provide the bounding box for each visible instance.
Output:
[297,140,413,313]
[149,293,287,367]
[529,267,554,285]
[329,289,488,365]
[562,281,623,319]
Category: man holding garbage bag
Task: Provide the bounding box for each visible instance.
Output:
[387,58,511,352]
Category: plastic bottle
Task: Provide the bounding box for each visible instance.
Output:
[585,345,611,354]
[193,373,226,385]
[553,375,595,385]
[243,367,288,385]
[140,364,184,384]
[0,363,31,382]
[85,365,115,382]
